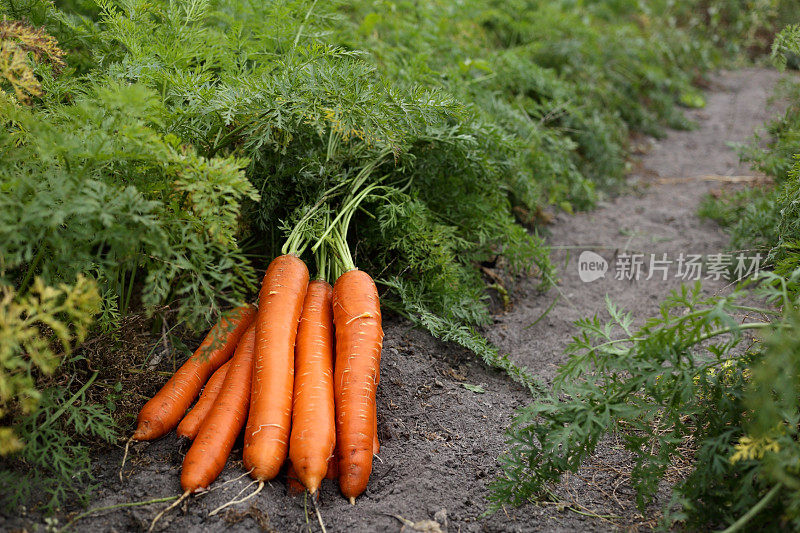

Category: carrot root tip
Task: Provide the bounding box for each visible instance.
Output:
[311,491,328,533]
[208,480,264,516]
[119,436,134,483]
[148,491,190,533]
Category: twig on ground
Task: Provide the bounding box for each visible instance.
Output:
[654,174,768,184]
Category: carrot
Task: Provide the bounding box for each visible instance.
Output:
[286,462,305,495]
[176,360,231,440]
[244,254,309,481]
[325,450,338,480]
[374,366,380,455]
[333,269,383,503]
[133,305,256,441]
[181,324,256,492]
[373,410,379,455]
[288,280,336,494]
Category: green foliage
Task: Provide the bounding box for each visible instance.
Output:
[336,0,729,210]
[0,276,100,454]
[698,185,780,252]
[772,24,800,68]
[771,156,800,279]
[740,77,800,180]
[0,82,259,326]
[492,275,800,529]
[702,25,800,281]
[0,372,118,513]
[686,0,791,55]
[0,275,115,513]
[0,0,785,515]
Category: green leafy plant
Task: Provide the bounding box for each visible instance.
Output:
[772,23,800,68]
[0,82,259,326]
[699,185,780,253]
[0,372,119,513]
[0,274,119,513]
[0,275,100,455]
[0,0,792,515]
[0,18,64,103]
[492,273,800,530]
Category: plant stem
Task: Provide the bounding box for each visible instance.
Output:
[18,244,46,294]
[315,221,330,282]
[62,495,180,532]
[292,0,319,52]
[718,483,782,533]
[281,183,347,257]
[691,321,772,345]
[207,122,249,158]
[122,261,138,315]
[525,295,561,330]
[345,148,392,199]
[41,371,99,430]
[330,226,355,273]
[587,321,773,356]
[312,183,381,254]
[731,304,782,316]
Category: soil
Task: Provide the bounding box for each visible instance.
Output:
[1,68,789,533]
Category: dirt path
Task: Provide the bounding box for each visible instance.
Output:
[4,68,785,533]
[489,67,785,382]
[482,67,787,531]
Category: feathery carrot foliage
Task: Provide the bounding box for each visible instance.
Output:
[0,0,787,513]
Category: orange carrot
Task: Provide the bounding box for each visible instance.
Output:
[286,462,305,495]
[133,305,256,441]
[176,360,231,440]
[325,450,338,480]
[181,324,256,492]
[288,280,336,494]
[374,367,380,455]
[244,255,309,481]
[373,410,380,455]
[333,269,383,502]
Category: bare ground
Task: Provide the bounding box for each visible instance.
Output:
[0,68,788,533]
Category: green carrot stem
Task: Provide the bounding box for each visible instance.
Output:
[18,244,46,295]
[281,184,346,256]
[315,237,329,282]
[41,372,99,430]
[330,225,355,273]
[718,483,781,533]
[311,183,382,254]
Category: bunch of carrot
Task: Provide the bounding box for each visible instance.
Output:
[126,188,385,527]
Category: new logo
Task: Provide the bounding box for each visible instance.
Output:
[578,251,608,282]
